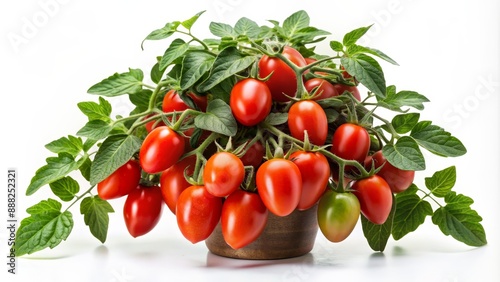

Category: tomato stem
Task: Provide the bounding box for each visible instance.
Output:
[64,185,96,212]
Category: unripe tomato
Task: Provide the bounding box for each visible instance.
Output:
[203,152,245,198]
[160,156,196,214]
[305,78,339,100]
[123,185,163,237]
[97,160,141,200]
[352,175,393,225]
[331,123,370,164]
[288,100,328,146]
[139,126,185,174]
[368,151,415,193]
[230,78,272,126]
[221,190,268,249]
[176,185,223,244]
[258,46,307,102]
[317,190,360,242]
[256,158,302,216]
[290,150,330,210]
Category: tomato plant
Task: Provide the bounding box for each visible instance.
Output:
[352,175,393,225]
[123,185,164,238]
[221,190,269,249]
[318,190,360,242]
[230,78,272,126]
[204,152,245,197]
[288,100,328,146]
[97,160,141,200]
[139,126,185,174]
[176,185,223,244]
[160,156,196,214]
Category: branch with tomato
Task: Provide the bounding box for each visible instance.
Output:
[15,10,486,257]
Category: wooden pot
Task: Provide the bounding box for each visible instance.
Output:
[205,205,318,260]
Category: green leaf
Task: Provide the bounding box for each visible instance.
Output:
[425,166,457,197]
[343,25,372,47]
[15,199,73,256]
[382,136,426,171]
[141,21,180,49]
[150,62,164,84]
[391,113,420,134]
[341,54,386,97]
[209,22,236,38]
[89,134,142,186]
[159,39,189,71]
[180,51,215,90]
[129,89,153,112]
[27,153,79,196]
[432,192,487,247]
[181,10,205,30]
[348,44,398,65]
[361,194,396,252]
[290,26,330,44]
[194,99,237,137]
[234,17,261,39]
[80,196,114,243]
[49,176,80,202]
[265,112,288,126]
[208,77,235,103]
[392,184,433,240]
[282,10,310,38]
[410,121,467,157]
[79,157,92,181]
[76,120,112,141]
[45,135,83,157]
[77,97,112,122]
[88,68,144,97]
[377,86,430,112]
[329,40,343,52]
[197,47,257,92]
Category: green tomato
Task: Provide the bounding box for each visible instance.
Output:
[317,190,360,243]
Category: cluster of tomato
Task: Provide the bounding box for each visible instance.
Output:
[97,45,416,249]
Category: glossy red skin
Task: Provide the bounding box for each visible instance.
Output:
[258,46,307,102]
[317,190,360,242]
[333,84,361,101]
[305,78,339,100]
[162,89,189,114]
[369,151,415,193]
[139,126,185,174]
[290,151,330,210]
[288,100,328,146]
[221,190,269,249]
[144,113,166,133]
[256,158,302,216]
[341,66,353,79]
[230,78,272,126]
[97,160,142,200]
[352,175,393,225]
[240,141,264,169]
[331,123,370,163]
[123,185,163,237]
[160,156,196,214]
[187,92,208,112]
[176,185,223,244]
[203,152,245,197]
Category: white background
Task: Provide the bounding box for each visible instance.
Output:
[1,0,499,281]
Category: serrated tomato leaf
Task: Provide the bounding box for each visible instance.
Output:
[392,184,433,240]
[341,54,386,98]
[425,166,457,197]
[88,68,144,97]
[26,153,79,196]
[410,121,467,157]
[194,99,237,137]
[45,135,83,157]
[49,176,80,202]
[382,136,426,171]
[80,196,114,243]
[361,194,396,252]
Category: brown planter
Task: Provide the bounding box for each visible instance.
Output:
[205,205,318,260]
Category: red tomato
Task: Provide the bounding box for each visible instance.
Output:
[162,89,189,114]
[317,190,360,242]
[160,156,196,214]
[221,190,268,249]
[288,100,328,146]
[333,84,361,101]
[230,78,272,126]
[239,141,264,169]
[331,123,370,163]
[176,185,223,243]
[368,151,415,193]
[290,150,330,210]
[97,160,141,200]
[256,158,302,216]
[352,175,393,225]
[304,78,339,100]
[123,185,164,237]
[139,126,185,174]
[203,152,245,197]
[187,92,208,112]
[258,46,307,102]
[144,113,166,133]
[340,65,353,79]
